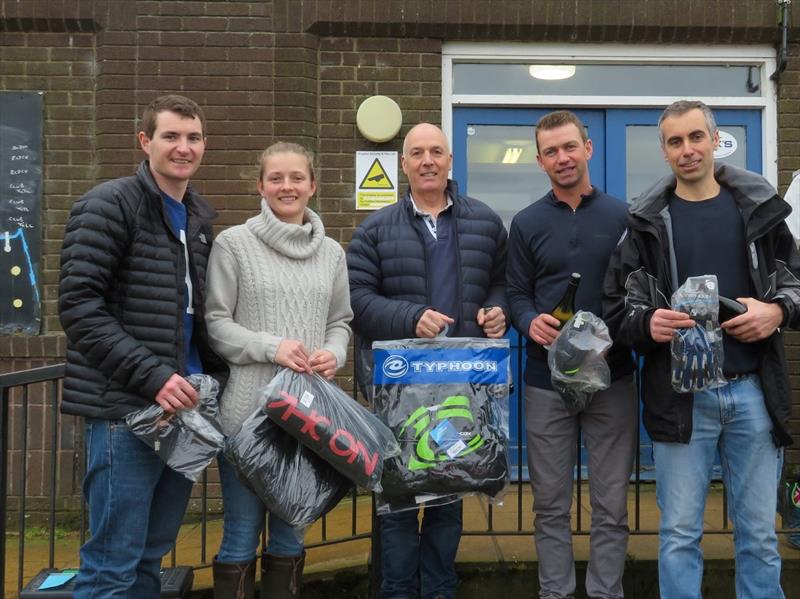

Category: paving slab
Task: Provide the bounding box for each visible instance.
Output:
[5,483,800,598]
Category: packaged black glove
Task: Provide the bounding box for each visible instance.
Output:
[260,369,400,491]
[670,275,725,393]
[223,405,351,528]
[125,374,224,482]
[548,311,612,414]
[372,338,510,511]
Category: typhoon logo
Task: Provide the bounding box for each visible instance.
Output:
[382,355,409,378]
[399,395,484,471]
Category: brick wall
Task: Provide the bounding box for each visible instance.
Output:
[316,35,442,241]
[778,43,800,467]
[1,0,800,511]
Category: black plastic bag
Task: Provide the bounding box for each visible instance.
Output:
[125,374,224,482]
[260,369,400,491]
[372,338,510,510]
[223,405,351,528]
[548,311,612,415]
[780,464,800,529]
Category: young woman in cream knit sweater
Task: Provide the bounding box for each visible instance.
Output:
[205,142,352,599]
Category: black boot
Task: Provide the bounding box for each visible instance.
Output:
[213,555,256,599]
[260,551,305,599]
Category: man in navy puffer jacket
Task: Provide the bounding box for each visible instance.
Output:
[347,123,508,599]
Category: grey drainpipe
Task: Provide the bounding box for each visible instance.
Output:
[770,0,791,82]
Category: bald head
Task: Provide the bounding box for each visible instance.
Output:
[401,122,453,200]
[402,123,450,158]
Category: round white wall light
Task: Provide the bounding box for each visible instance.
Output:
[356,95,403,143]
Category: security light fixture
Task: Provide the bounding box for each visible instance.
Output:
[528,64,576,80]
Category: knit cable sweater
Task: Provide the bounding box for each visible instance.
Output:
[205,200,352,435]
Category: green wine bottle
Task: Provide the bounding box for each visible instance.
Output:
[550,272,581,329]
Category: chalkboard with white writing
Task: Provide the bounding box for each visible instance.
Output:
[0,92,42,335]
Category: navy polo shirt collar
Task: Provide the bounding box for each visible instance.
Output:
[409,192,454,240]
[546,186,599,208]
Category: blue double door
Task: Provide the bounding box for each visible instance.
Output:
[452,107,763,479]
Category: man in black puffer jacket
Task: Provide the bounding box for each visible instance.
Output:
[59,94,228,599]
[347,123,508,599]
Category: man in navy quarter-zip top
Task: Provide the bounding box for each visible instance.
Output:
[507,110,636,599]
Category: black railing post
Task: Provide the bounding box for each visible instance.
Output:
[368,494,382,599]
[49,379,59,567]
[0,384,9,597]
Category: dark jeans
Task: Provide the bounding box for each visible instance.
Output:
[74,418,194,599]
[380,500,462,599]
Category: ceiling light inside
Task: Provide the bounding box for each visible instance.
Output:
[528,65,576,80]
[501,147,524,164]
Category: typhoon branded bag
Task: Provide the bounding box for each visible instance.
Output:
[259,369,400,491]
[125,374,224,482]
[372,337,510,510]
[223,405,351,528]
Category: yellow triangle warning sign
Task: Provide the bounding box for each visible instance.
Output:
[359,158,394,189]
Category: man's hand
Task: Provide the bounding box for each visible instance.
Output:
[275,339,312,373]
[649,308,695,343]
[721,297,783,343]
[529,313,562,346]
[477,306,506,339]
[309,349,338,380]
[155,373,198,413]
[415,309,455,338]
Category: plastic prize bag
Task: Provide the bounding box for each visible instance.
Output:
[372,337,510,513]
[780,464,800,537]
[223,404,351,528]
[259,369,400,491]
[548,311,612,414]
[670,275,726,393]
[125,374,224,482]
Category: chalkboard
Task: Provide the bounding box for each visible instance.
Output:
[0,92,42,335]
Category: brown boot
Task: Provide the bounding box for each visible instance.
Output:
[260,551,305,599]
[213,555,256,599]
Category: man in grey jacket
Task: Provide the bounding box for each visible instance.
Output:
[604,100,800,599]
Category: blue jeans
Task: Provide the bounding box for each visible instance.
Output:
[74,418,194,599]
[217,455,305,562]
[380,500,462,599]
[653,375,784,599]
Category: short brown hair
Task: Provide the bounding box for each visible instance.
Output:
[535,110,588,151]
[258,142,316,182]
[140,94,206,139]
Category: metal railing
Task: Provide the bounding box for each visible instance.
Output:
[0,364,377,597]
[2,360,775,596]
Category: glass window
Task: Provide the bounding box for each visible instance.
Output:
[465,124,546,229]
[454,63,762,97]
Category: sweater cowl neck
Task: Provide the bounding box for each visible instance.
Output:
[246,198,325,259]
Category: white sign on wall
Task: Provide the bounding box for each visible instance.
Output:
[355,151,398,210]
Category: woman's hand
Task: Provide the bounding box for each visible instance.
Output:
[275,339,312,373]
[309,349,338,380]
